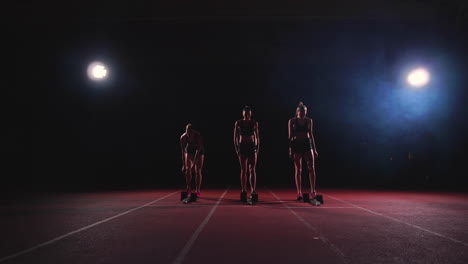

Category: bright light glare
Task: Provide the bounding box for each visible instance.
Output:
[87,62,108,80]
[407,68,430,88]
[92,65,107,78]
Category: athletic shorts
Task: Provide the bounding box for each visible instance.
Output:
[238,142,257,156]
[291,138,312,154]
[186,145,205,155]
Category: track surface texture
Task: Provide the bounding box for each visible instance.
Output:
[1,188,468,264]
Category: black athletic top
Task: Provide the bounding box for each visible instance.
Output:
[238,120,255,136]
[293,118,310,134]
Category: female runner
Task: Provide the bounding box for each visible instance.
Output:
[288,102,319,201]
[234,106,260,202]
[180,124,205,197]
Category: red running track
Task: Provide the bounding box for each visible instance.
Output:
[1,188,468,264]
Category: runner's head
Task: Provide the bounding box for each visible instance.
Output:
[242,106,252,119]
[296,102,307,118]
[186,123,193,134]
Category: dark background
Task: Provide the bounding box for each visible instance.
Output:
[4,1,468,192]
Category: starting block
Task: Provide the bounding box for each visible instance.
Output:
[251,192,258,202]
[246,193,259,205]
[315,195,324,204]
[182,192,198,204]
[190,192,198,202]
[240,191,247,203]
[180,191,188,201]
[303,193,323,206]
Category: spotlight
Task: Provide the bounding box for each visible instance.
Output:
[407,68,430,88]
[87,62,108,81]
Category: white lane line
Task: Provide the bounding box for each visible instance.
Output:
[273,206,355,209]
[148,205,251,208]
[324,194,468,248]
[172,188,229,264]
[147,204,355,209]
[0,191,179,263]
[268,189,348,264]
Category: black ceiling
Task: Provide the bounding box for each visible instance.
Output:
[7,0,468,23]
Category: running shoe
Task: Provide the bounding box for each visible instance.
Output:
[297,193,303,201]
[311,191,317,199]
